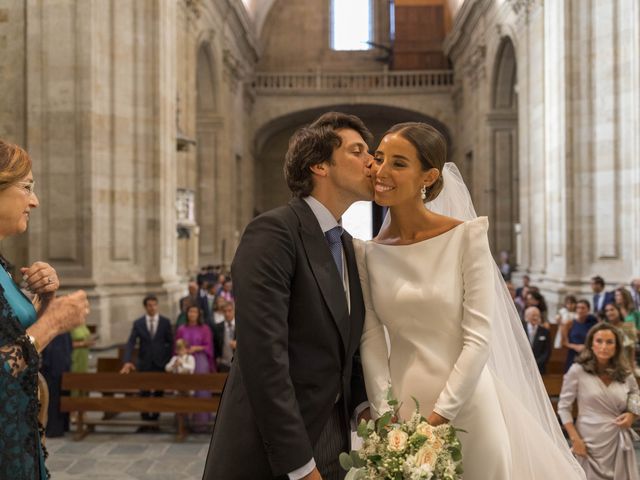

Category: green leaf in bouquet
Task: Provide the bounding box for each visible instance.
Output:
[345,468,366,480]
[376,411,393,434]
[339,452,354,471]
[350,450,366,468]
[410,395,420,412]
[451,446,462,462]
[368,454,382,465]
[357,419,369,438]
[387,398,398,407]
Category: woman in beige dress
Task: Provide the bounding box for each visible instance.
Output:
[355,123,585,480]
[558,323,640,479]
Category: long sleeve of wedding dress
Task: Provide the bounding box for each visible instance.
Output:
[433,217,493,420]
[353,239,392,418]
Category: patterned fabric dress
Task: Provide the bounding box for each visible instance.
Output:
[0,262,47,479]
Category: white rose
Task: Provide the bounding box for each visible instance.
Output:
[387,429,409,452]
[415,422,433,437]
[414,444,438,467]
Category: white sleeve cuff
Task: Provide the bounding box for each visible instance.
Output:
[288,458,316,480]
[351,401,370,430]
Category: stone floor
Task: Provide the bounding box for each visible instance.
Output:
[44,420,640,479]
[45,426,209,480]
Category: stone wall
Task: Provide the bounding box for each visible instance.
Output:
[445,0,640,305]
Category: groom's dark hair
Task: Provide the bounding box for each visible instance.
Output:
[284,112,372,197]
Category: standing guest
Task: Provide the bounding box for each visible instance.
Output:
[554,295,578,348]
[165,339,196,374]
[563,300,599,372]
[213,302,237,373]
[40,333,72,437]
[175,305,214,431]
[558,323,640,479]
[603,303,636,368]
[515,274,531,299]
[0,139,89,479]
[180,281,210,322]
[630,278,640,311]
[515,285,530,314]
[70,325,94,377]
[211,295,227,325]
[590,275,614,314]
[205,282,217,318]
[525,290,550,327]
[174,297,194,329]
[615,287,640,329]
[218,279,234,303]
[498,251,512,281]
[506,282,524,320]
[524,306,552,374]
[120,295,173,427]
[69,324,94,400]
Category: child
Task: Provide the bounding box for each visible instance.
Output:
[165,339,196,374]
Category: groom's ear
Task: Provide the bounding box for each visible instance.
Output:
[309,161,329,177]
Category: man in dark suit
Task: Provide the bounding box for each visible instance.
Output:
[120,294,173,422]
[590,275,615,314]
[203,112,373,480]
[524,306,552,374]
[213,301,236,373]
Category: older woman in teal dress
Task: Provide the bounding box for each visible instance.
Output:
[0,140,89,479]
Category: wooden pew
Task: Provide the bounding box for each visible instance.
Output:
[60,372,227,441]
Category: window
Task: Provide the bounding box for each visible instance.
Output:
[331,0,372,51]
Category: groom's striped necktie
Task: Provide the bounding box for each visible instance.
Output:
[325,226,344,279]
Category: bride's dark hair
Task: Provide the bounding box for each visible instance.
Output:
[384,122,447,202]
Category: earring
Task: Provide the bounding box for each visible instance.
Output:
[421,185,427,200]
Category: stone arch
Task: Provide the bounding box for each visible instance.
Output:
[196,42,221,265]
[253,104,453,214]
[487,36,519,272]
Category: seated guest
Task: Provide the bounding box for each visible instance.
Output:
[603,303,636,369]
[590,275,614,314]
[554,295,578,348]
[615,287,640,329]
[120,295,173,425]
[524,306,552,374]
[562,299,598,372]
[558,323,640,479]
[213,302,237,373]
[165,339,195,374]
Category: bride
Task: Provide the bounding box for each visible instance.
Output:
[354,122,586,479]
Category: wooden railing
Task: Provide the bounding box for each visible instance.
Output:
[253,69,454,92]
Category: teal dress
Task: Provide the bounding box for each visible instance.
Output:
[0,263,47,479]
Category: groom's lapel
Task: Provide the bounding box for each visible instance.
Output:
[290,198,349,357]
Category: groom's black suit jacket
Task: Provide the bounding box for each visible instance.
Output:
[203,197,367,480]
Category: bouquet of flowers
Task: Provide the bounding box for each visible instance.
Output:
[340,393,463,480]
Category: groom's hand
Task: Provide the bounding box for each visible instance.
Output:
[301,467,323,480]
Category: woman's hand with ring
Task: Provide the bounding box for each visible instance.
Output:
[20,261,60,296]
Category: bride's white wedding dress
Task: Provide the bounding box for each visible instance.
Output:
[354,217,585,479]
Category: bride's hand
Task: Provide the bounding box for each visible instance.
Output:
[427,412,449,426]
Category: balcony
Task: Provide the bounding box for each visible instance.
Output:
[253,69,454,94]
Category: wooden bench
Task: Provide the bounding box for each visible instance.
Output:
[60,372,228,441]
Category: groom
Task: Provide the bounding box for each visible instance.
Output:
[202,112,373,480]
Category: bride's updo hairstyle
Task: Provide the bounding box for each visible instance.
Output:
[384,122,446,203]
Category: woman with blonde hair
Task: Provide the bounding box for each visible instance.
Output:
[0,140,89,479]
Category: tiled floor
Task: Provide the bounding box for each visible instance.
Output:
[45,420,640,479]
[46,422,210,480]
